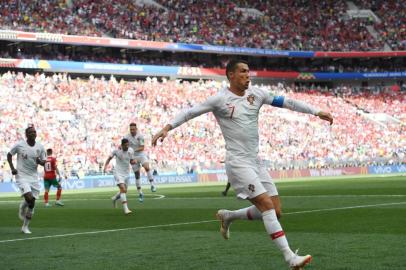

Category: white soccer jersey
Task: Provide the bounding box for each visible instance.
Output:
[9,140,46,183]
[170,86,320,162]
[124,133,145,156]
[110,148,135,177]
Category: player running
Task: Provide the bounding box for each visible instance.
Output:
[124,123,157,202]
[104,138,139,215]
[152,60,333,269]
[43,148,65,207]
[7,125,46,234]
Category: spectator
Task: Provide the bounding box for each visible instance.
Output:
[1,71,404,175]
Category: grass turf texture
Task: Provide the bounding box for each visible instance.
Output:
[0,175,405,270]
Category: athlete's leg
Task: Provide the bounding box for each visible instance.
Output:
[118,183,131,214]
[55,181,64,206]
[21,191,36,234]
[142,162,156,192]
[250,193,311,268]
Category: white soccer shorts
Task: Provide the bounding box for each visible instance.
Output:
[131,154,149,172]
[114,174,130,186]
[16,181,41,199]
[225,157,278,200]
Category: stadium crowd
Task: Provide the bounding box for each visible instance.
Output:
[1,72,405,181]
[0,0,403,51]
[354,0,405,50]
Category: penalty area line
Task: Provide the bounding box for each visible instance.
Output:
[1,201,405,244]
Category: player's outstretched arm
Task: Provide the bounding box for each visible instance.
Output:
[152,124,172,146]
[152,96,218,147]
[316,111,333,125]
[267,95,333,125]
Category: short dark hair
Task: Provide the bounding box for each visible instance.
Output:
[129,123,137,127]
[121,138,129,145]
[25,124,35,134]
[47,148,53,155]
[226,59,248,80]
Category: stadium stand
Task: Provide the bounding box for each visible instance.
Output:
[0,72,404,180]
[354,0,405,50]
[0,0,404,51]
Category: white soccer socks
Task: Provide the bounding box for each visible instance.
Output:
[135,178,142,192]
[120,193,131,214]
[231,205,263,220]
[146,171,156,192]
[21,207,34,234]
[112,192,120,200]
[18,200,28,221]
[262,209,295,261]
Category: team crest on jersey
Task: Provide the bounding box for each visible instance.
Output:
[247,94,255,105]
[248,184,255,192]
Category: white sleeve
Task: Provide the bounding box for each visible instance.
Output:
[262,90,320,115]
[169,95,218,129]
[282,98,320,115]
[9,142,20,155]
[110,150,117,158]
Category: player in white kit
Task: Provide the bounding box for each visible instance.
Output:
[7,125,46,234]
[104,138,139,215]
[124,123,157,202]
[152,60,333,269]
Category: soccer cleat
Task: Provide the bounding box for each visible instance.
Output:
[55,200,64,206]
[18,202,27,221]
[221,191,227,196]
[45,202,50,207]
[288,250,312,269]
[139,192,144,202]
[124,209,132,215]
[150,185,157,192]
[21,226,31,234]
[216,209,232,240]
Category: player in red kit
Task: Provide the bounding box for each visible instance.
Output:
[43,148,65,207]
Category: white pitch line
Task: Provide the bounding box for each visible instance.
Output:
[0,194,405,203]
[0,194,166,204]
[0,194,404,203]
[1,201,405,244]
[283,201,406,215]
[0,220,215,244]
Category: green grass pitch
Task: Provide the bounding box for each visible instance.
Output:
[1,175,405,270]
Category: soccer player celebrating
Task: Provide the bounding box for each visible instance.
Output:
[43,148,65,207]
[124,123,157,202]
[7,125,46,234]
[104,138,138,215]
[152,60,333,269]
